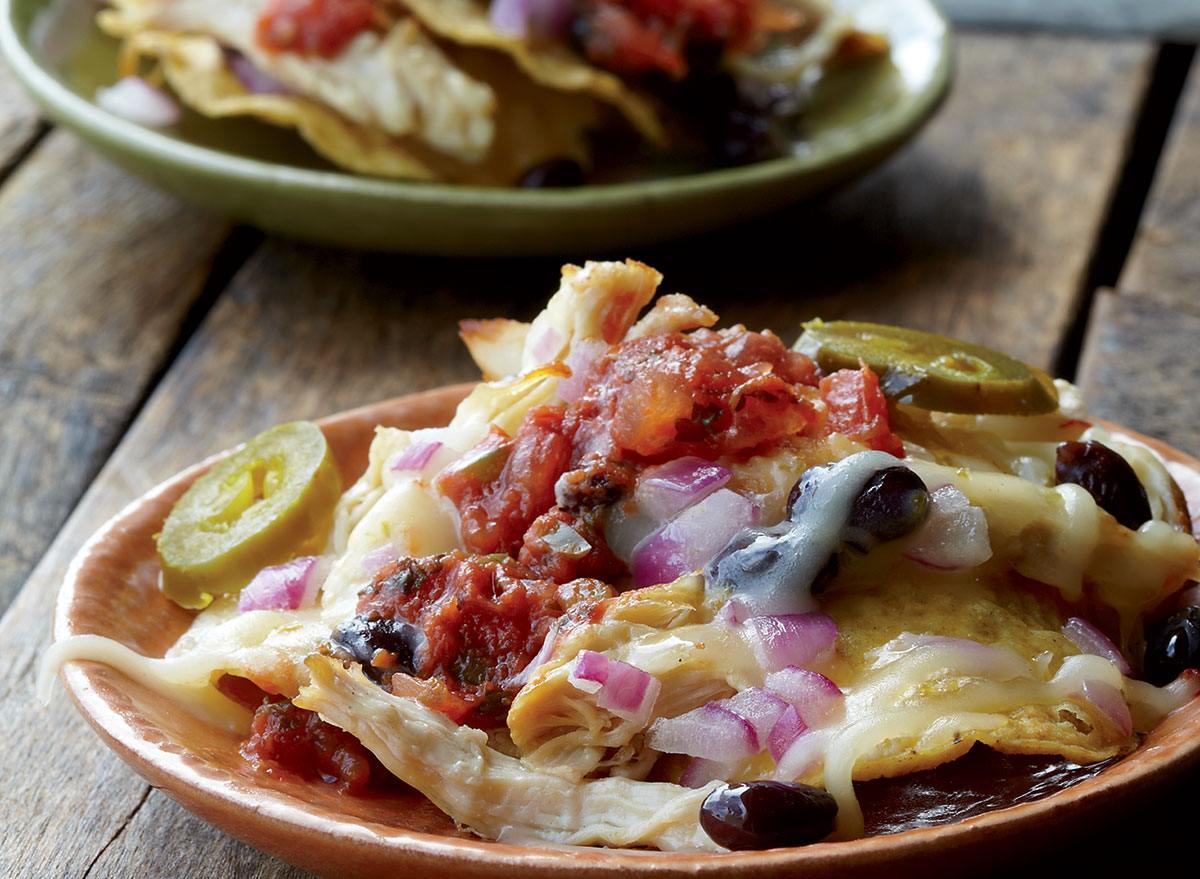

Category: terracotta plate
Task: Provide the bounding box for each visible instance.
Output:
[51,385,1200,879]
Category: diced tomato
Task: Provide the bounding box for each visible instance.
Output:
[578,0,761,77]
[241,698,381,794]
[519,508,626,583]
[579,4,685,78]
[626,0,759,44]
[256,0,374,58]
[819,366,904,457]
[216,674,273,708]
[566,327,822,464]
[436,407,572,556]
[354,553,611,727]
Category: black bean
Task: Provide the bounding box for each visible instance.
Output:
[1055,441,1151,530]
[1144,607,1200,686]
[844,466,929,550]
[330,614,420,683]
[700,781,838,849]
[706,529,798,599]
[785,463,835,522]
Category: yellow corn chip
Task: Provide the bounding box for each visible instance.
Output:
[384,0,666,145]
[115,29,601,184]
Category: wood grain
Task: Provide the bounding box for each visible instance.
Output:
[0,31,1163,879]
[940,0,1200,38]
[633,33,1152,376]
[0,241,517,879]
[0,131,231,613]
[1075,289,1200,459]
[85,790,313,879]
[0,61,43,177]
[1120,60,1200,310]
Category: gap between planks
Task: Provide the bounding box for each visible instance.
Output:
[80,785,153,879]
[0,120,50,186]
[1055,42,1197,382]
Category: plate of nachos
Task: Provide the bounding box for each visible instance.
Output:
[42,260,1200,875]
[1,0,950,252]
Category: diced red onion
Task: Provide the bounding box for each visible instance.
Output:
[636,457,732,520]
[567,649,609,694]
[767,704,807,763]
[557,338,606,403]
[389,433,458,480]
[723,687,788,745]
[1081,678,1133,737]
[488,0,572,38]
[1062,617,1132,676]
[568,650,660,723]
[647,702,758,762]
[763,666,844,724]
[360,544,396,577]
[225,50,294,95]
[598,658,661,722]
[238,555,325,612]
[391,440,442,473]
[904,485,992,569]
[744,613,838,672]
[95,76,181,128]
[631,488,760,589]
[679,756,733,789]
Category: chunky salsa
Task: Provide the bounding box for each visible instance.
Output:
[438,325,900,586]
[329,552,612,728]
[256,0,375,58]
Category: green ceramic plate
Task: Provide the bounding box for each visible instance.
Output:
[0,0,951,255]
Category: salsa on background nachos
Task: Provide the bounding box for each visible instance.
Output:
[44,260,1200,850]
[92,0,888,184]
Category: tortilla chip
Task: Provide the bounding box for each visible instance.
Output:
[101,2,499,161]
[820,572,1131,781]
[121,30,441,178]
[383,0,666,145]
[114,29,601,184]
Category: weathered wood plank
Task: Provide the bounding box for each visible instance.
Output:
[941,0,1200,39]
[0,241,530,879]
[641,33,1152,376]
[0,31,1159,879]
[1120,60,1200,310]
[1075,289,1200,459]
[0,130,232,613]
[86,790,314,879]
[0,60,43,176]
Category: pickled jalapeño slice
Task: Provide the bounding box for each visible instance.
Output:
[795,320,1059,415]
[157,421,342,609]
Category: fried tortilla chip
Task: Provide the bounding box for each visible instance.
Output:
[382,0,665,145]
[112,28,602,184]
[122,30,442,179]
[101,0,498,160]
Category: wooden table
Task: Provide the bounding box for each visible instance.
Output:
[1,16,1198,879]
